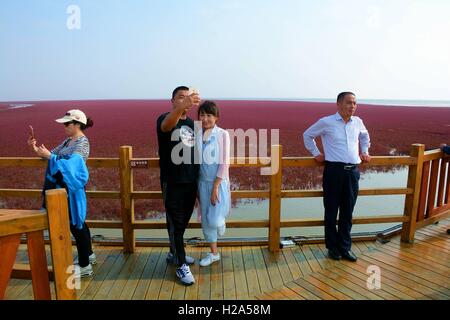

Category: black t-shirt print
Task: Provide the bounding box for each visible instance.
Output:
[156,112,199,184]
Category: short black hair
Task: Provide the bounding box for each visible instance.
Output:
[172,86,189,99]
[198,100,219,118]
[337,92,355,103]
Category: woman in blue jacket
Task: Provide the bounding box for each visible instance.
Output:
[28,109,96,277]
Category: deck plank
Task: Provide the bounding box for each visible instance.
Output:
[77,247,114,298]
[198,247,212,300]
[132,247,162,300]
[210,247,224,300]
[310,271,368,300]
[302,274,353,300]
[363,250,450,288]
[120,247,152,300]
[281,247,303,280]
[290,246,312,277]
[107,250,142,300]
[231,246,250,300]
[158,253,176,300]
[144,248,168,300]
[80,248,123,300]
[284,281,321,300]
[242,246,260,297]
[384,241,450,267]
[261,247,284,289]
[374,243,450,276]
[250,246,272,293]
[301,245,322,272]
[353,253,447,300]
[221,246,236,300]
[183,247,201,300]
[93,251,130,299]
[359,254,450,297]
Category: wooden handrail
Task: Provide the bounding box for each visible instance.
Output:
[0,155,417,167]
[0,157,119,168]
[0,189,120,199]
[0,209,48,234]
[283,155,416,167]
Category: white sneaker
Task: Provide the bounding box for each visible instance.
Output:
[166,252,195,265]
[74,253,97,265]
[199,253,221,267]
[176,264,195,286]
[74,264,94,278]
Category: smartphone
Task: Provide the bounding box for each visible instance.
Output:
[189,87,199,96]
[29,125,35,139]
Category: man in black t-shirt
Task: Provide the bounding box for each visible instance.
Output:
[156,86,200,286]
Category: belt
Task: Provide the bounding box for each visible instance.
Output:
[325,161,358,171]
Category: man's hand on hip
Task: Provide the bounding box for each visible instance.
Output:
[360,153,371,163]
[314,153,325,163]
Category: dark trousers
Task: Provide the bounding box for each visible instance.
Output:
[70,222,93,267]
[322,162,360,252]
[42,167,93,267]
[161,181,197,267]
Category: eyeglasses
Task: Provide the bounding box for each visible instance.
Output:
[64,121,75,127]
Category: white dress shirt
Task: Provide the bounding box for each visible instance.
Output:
[303,112,371,164]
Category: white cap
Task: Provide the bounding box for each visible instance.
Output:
[55,109,87,125]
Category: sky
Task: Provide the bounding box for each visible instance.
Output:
[1,0,450,101]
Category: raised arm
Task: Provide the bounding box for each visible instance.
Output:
[160,93,200,132]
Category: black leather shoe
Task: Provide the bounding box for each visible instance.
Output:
[341,250,357,262]
[328,249,342,260]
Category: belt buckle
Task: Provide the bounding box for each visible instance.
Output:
[344,165,354,170]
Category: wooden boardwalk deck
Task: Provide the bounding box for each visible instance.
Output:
[5,219,450,300]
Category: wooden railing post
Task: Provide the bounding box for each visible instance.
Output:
[268,145,282,252]
[401,144,425,243]
[45,189,76,300]
[119,146,135,253]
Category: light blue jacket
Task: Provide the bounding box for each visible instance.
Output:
[46,153,89,229]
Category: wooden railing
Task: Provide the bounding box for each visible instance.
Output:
[0,189,76,300]
[415,148,450,228]
[1,144,449,253]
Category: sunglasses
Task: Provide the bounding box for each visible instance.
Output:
[64,121,76,127]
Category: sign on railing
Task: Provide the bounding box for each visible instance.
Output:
[130,160,149,169]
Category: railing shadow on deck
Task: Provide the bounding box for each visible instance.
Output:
[0,144,449,253]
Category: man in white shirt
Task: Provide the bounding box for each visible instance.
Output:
[303,92,371,262]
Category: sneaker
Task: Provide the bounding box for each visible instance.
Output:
[166,252,195,265]
[74,264,94,278]
[218,224,226,236]
[74,253,97,265]
[199,253,221,267]
[176,264,195,286]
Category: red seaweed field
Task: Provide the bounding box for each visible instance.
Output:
[1,100,449,219]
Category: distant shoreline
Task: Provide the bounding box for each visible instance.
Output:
[1,98,450,108]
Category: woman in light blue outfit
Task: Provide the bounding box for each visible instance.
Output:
[196,101,231,267]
